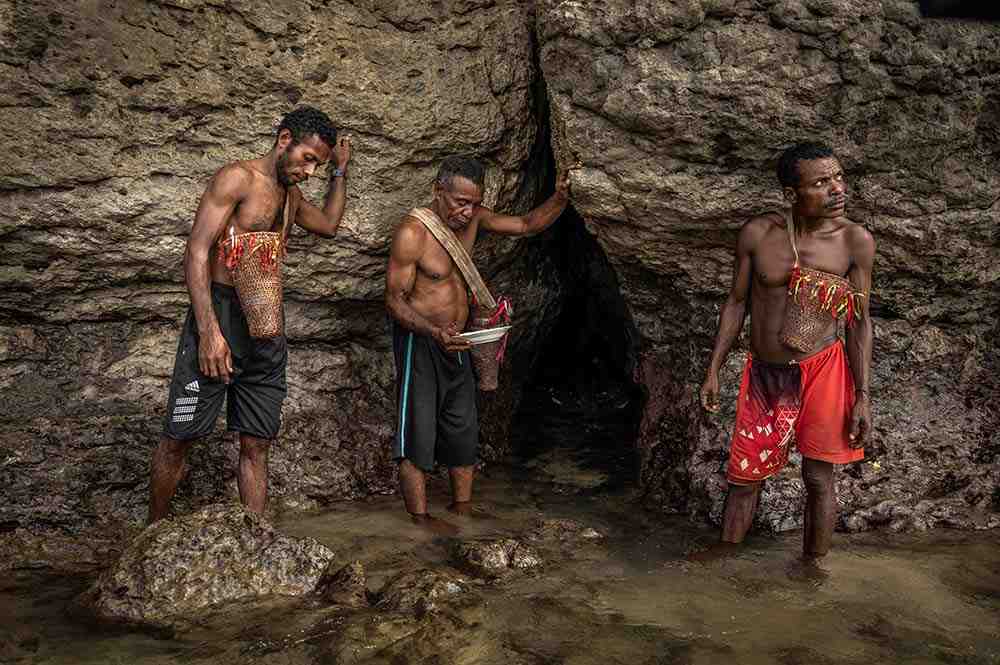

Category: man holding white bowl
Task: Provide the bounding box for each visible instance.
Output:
[384,156,571,534]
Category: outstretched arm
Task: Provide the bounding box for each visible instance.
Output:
[845,225,876,446]
[185,165,249,383]
[295,136,352,237]
[700,219,761,412]
[478,171,571,237]
[384,220,470,352]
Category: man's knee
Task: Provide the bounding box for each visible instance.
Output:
[155,437,193,462]
[728,481,761,497]
[239,435,272,463]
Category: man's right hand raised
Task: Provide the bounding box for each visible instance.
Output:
[700,373,720,413]
[199,329,233,383]
[433,322,472,353]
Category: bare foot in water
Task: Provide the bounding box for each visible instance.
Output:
[409,513,460,537]
[687,541,742,564]
[786,555,830,586]
[447,501,495,519]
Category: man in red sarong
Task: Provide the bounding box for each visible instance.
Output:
[699,142,875,561]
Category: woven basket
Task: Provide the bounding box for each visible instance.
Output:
[219,231,285,339]
[467,299,512,392]
[779,267,852,352]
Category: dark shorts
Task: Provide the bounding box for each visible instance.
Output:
[392,322,478,471]
[162,283,288,441]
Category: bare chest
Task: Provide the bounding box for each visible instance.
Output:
[232,189,291,233]
[754,231,850,288]
[418,227,476,283]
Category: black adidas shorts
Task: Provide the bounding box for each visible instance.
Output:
[162,283,287,441]
[392,322,478,471]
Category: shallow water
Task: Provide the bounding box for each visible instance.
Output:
[3,454,999,664]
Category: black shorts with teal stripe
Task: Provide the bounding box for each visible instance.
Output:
[392,322,478,471]
[161,283,287,442]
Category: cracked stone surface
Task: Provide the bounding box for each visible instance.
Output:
[80,503,335,628]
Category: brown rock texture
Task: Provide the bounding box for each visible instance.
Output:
[80,503,335,628]
[452,537,543,578]
[0,0,562,565]
[2,0,999,568]
[539,0,1000,531]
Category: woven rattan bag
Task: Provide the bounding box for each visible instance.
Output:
[217,195,292,339]
[466,296,513,391]
[778,217,864,352]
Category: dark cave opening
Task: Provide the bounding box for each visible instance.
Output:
[510,205,644,489]
[919,0,1000,19]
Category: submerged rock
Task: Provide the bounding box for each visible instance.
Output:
[82,504,335,627]
[315,560,369,608]
[375,569,470,616]
[452,538,543,579]
[530,518,606,543]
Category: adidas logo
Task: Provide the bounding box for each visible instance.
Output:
[185,380,200,393]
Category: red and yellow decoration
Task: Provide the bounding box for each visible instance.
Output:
[788,266,866,327]
[217,230,286,273]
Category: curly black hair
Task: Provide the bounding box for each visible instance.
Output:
[435,155,486,191]
[776,142,835,188]
[276,106,337,149]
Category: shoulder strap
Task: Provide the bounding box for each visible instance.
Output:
[784,210,800,268]
[279,189,293,242]
[408,207,497,310]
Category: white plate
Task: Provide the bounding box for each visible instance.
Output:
[457,325,511,345]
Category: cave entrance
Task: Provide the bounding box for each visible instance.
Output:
[510,204,644,491]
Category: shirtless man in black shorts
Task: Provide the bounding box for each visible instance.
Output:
[147,106,352,523]
[385,156,570,533]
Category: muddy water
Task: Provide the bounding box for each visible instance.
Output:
[3,454,998,664]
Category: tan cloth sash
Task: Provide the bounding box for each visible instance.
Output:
[407,207,497,310]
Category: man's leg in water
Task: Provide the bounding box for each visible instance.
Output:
[148,436,195,524]
[689,481,761,562]
[399,459,429,515]
[447,465,474,515]
[399,459,459,535]
[801,457,835,558]
[721,481,762,543]
[238,434,271,515]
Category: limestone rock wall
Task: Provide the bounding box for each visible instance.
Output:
[0,0,559,558]
[538,0,1000,531]
[2,0,999,567]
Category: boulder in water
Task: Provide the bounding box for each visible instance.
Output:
[452,538,543,579]
[81,504,335,627]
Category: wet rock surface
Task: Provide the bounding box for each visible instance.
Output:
[81,504,334,627]
[452,538,542,578]
[315,560,369,609]
[374,569,470,616]
[4,470,998,664]
[538,0,1000,531]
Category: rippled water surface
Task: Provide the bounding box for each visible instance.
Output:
[3,453,998,664]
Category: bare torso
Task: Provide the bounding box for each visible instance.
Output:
[750,213,855,363]
[211,161,300,285]
[400,210,483,331]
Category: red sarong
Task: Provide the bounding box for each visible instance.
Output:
[727,340,863,484]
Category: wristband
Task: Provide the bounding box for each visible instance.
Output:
[332,167,346,178]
